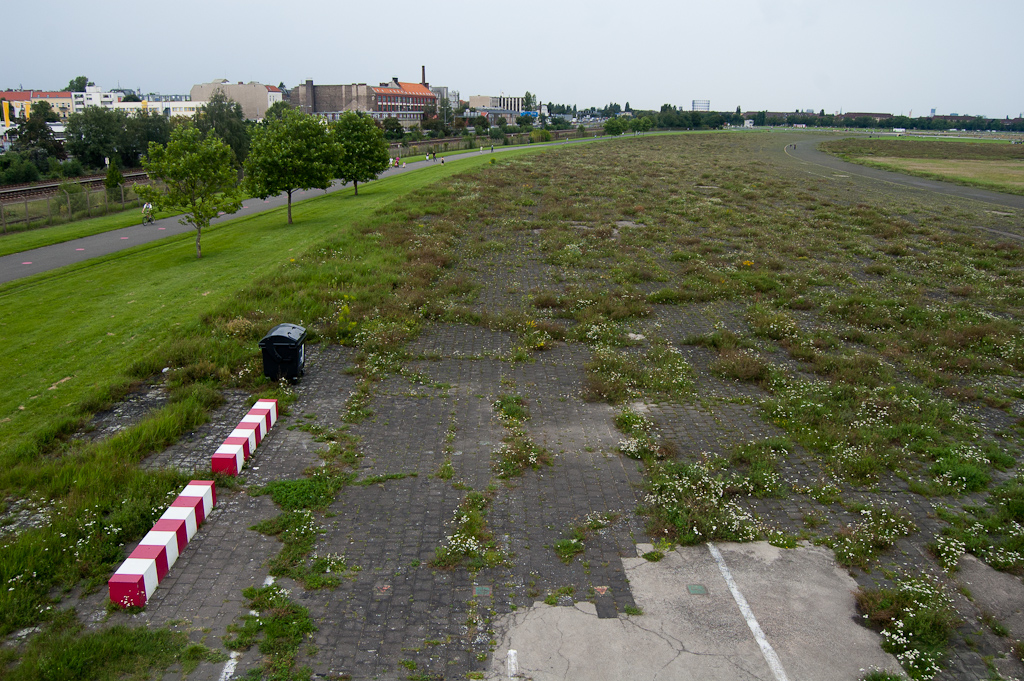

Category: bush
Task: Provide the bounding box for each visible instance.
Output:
[530,129,552,143]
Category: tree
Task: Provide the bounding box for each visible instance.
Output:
[494,116,508,129]
[194,90,249,164]
[66,76,92,92]
[263,100,293,120]
[244,108,335,225]
[603,117,626,136]
[136,124,242,258]
[11,101,65,161]
[577,124,586,138]
[121,110,172,166]
[104,157,124,199]
[382,117,405,141]
[516,114,533,129]
[121,92,141,103]
[473,115,489,132]
[523,91,536,111]
[65,107,126,168]
[331,111,389,196]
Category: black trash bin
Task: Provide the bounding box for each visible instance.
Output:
[258,323,307,381]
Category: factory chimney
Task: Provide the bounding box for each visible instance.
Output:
[421,65,426,86]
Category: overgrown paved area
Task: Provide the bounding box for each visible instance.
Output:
[4,132,1024,680]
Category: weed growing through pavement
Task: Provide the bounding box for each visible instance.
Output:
[431,491,503,571]
[224,582,316,679]
[552,512,619,564]
[856,572,957,680]
[830,502,917,569]
[491,393,552,477]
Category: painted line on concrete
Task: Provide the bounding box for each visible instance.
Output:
[707,542,790,681]
[507,649,518,679]
[218,650,241,681]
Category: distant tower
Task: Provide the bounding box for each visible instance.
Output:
[930,108,936,117]
[692,99,710,112]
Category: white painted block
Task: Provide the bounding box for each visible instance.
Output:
[115,557,159,598]
[229,427,257,452]
[239,414,268,439]
[180,484,215,518]
[160,505,198,540]
[139,530,180,567]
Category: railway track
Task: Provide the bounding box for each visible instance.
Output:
[0,170,150,202]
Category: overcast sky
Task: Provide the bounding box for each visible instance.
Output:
[6,0,1021,118]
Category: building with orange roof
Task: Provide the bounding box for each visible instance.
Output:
[0,90,75,123]
[295,68,439,128]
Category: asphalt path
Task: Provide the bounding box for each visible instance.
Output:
[0,141,570,286]
[785,136,1024,211]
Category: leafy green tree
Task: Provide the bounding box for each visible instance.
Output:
[0,153,41,185]
[104,157,124,199]
[473,115,489,132]
[263,100,293,120]
[382,117,405,140]
[136,124,242,258]
[194,91,249,164]
[515,114,533,129]
[494,116,507,129]
[244,108,336,224]
[523,91,535,111]
[66,76,91,92]
[577,124,586,138]
[603,117,626,136]
[530,129,552,143]
[488,127,505,140]
[120,110,172,167]
[11,101,65,161]
[121,92,141,103]
[330,111,390,196]
[65,107,126,168]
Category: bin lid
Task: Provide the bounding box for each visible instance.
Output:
[259,323,307,347]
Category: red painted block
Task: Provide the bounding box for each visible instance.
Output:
[151,518,189,554]
[109,557,158,607]
[129,543,169,581]
[189,479,216,506]
[212,448,242,475]
[171,495,206,526]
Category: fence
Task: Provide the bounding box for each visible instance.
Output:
[0,181,154,234]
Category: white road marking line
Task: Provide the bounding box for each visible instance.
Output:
[218,650,241,681]
[507,649,519,679]
[707,542,790,681]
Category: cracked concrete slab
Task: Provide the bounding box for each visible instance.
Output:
[489,541,902,681]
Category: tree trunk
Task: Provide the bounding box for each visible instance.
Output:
[353,180,359,196]
[287,189,293,224]
[195,227,202,258]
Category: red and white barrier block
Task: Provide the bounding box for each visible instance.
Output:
[108,480,216,608]
[212,398,278,475]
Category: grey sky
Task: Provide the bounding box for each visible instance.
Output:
[6,0,1022,118]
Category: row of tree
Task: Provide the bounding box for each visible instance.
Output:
[138,108,389,258]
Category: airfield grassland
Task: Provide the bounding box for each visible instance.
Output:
[822,137,1024,196]
[2,133,1024,679]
